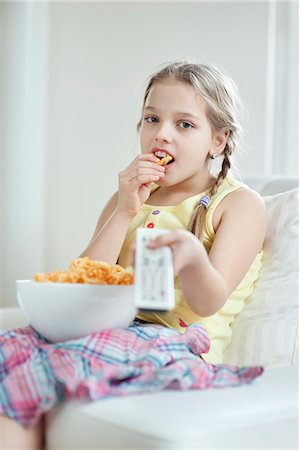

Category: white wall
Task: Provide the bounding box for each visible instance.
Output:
[1,2,298,306]
[1,2,49,306]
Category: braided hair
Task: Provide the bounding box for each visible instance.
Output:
[137,61,243,241]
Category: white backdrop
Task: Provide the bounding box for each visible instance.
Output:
[0,1,298,306]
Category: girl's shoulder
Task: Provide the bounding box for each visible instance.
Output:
[217,176,265,211]
[211,177,267,234]
[219,185,266,219]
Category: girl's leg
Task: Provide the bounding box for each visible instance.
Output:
[0,414,45,450]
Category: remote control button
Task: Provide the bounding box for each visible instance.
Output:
[147,222,155,228]
[152,210,160,215]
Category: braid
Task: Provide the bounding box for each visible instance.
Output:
[211,146,232,196]
[187,147,232,241]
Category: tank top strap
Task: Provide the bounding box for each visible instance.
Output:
[205,176,245,240]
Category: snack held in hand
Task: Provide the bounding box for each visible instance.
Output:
[151,152,174,166]
[34,257,134,285]
[157,155,173,166]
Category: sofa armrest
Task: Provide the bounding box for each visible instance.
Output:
[0,307,29,330]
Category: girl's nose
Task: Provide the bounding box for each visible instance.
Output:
[155,122,173,143]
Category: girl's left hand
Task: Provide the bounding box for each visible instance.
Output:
[147,230,207,276]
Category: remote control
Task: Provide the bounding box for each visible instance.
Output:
[134,227,175,311]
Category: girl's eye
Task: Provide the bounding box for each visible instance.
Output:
[179,121,193,129]
[144,116,158,123]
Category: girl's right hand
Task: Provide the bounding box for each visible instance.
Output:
[116,153,165,219]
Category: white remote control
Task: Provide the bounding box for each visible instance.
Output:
[134,227,175,311]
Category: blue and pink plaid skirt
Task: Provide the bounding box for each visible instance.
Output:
[0,319,263,427]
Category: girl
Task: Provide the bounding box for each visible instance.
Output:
[0,61,266,449]
[81,61,267,363]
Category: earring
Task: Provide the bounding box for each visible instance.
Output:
[210,154,217,159]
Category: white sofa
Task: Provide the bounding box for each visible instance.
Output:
[1,176,298,449]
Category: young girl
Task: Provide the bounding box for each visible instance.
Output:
[81,61,267,364]
[0,61,267,449]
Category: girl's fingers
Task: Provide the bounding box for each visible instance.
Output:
[138,153,160,163]
[122,161,165,184]
[124,154,159,171]
[127,170,164,184]
[121,164,164,184]
[147,233,176,249]
[129,165,164,177]
[127,161,165,176]
[147,231,185,249]
[126,154,162,172]
[130,174,163,186]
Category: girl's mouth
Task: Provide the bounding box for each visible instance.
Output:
[163,158,174,170]
[152,149,174,166]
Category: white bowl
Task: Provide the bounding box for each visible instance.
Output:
[16,280,137,342]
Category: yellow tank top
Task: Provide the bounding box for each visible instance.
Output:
[118,176,263,364]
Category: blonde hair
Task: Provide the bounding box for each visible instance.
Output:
[137,61,243,241]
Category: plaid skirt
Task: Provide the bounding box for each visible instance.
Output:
[0,319,263,427]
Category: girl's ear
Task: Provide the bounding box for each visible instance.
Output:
[211,130,230,157]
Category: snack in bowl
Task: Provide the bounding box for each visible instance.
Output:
[17,258,136,342]
[34,257,134,285]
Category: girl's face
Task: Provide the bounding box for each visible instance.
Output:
[139,79,226,191]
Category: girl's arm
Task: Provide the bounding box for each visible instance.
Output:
[80,153,165,264]
[148,188,267,317]
[79,192,131,264]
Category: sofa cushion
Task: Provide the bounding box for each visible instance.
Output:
[0,307,29,330]
[45,366,298,449]
[223,188,299,367]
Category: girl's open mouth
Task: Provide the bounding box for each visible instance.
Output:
[152,150,174,166]
[164,158,174,169]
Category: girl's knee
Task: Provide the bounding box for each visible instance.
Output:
[0,413,45,449]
